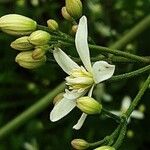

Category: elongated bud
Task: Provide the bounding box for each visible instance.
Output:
[76,97,102,115]
[53,92,64,105]
[71,25,78,34]
[15,51,46,69]
[94,146,115,150]
[61,7,74,21]
[32,45,49,60]
[65,0,82,19]
[47,19,59,30]
[11,36,34,51]
[0,14,37,36]
[28,30,51,46]
[71,139,89,150]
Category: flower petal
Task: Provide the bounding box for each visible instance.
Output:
[75,16,92,72]
[111,111,121,116]
[92,61,115,84]
[73,113,87,130]
[53,48,79,75]
[131,110,144,119]
[50,97,76,122]
[64,89,87,99]
[121,96,131,111]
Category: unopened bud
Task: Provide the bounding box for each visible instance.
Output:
[94,146,115,150]
[11,36,34,51]
[71,139,89,150]
[53,92,64,105]
[15,51,46,69]
[47,19,59,30]
[61,7,74,21]
[28,30,51,46]
[0,14,37,36]
[76,97,102,115]
[71,25,78,34]
[32,45,49,60]
[65,0,82,19]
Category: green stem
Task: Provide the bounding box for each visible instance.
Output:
[109,65,150,82]
[110,15,150,49]
[125,75,150,118]
[89,44,150,63]
[0,82,65,139]
[113,123,127,149]
[89,125,121,148]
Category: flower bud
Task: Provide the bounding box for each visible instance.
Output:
[10,36,34,51]
[76,97,102,115]
[53,92,64,105]
[71,139,89,150]
[61,7,74,21]
[28,30,51,46]
[94,146,115,150]
[0,14,37,36]
[71,25,78,34]
[32,45,49,60]
[65,0,82,19]
[15,51,46,69]
[47,19,59,30]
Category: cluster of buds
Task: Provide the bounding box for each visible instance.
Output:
[0,14,53,69]
[62,0,82,21]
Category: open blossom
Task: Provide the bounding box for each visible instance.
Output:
[50,16,115,130]
[111,96,144,122]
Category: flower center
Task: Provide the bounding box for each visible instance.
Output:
[66,67,94,90]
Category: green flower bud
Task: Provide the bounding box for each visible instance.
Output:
[61,6,74,21]
[71,25,78,34]
[32,45,49,60]
[28,30,51,46]
[65,0,82,19]
[47,19,59,30]
[10,36,34,51]
[0,14,37,36]
[15,51,46,69]
[76,96,102,115]
[71,139,89,150]
[95,146,115,150]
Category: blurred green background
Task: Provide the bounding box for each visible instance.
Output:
[0,0,150,149]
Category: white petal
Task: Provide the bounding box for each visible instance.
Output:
[121,96,131,111]
[73,113,87,130]
[53,48,79,75]
[131,110,144,119]
[50,97,76,122]
[110,111,121,116]
[64,89,87,99]
[92,61,115,84]
[88,84,95,97]
[75,16,92,72]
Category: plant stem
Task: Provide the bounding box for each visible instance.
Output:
[113,123,127,149]
[109,65,150,82]
[110,15,150,49]
[0,82,65,139]
[125,75,150,118]
[89,44,150,63]
[89,125,121,148]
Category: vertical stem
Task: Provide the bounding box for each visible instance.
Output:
[0,82,65,139]
[125,75,150,118]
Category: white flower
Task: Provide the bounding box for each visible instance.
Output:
[50,16,115,130]
[111,96,144,122]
